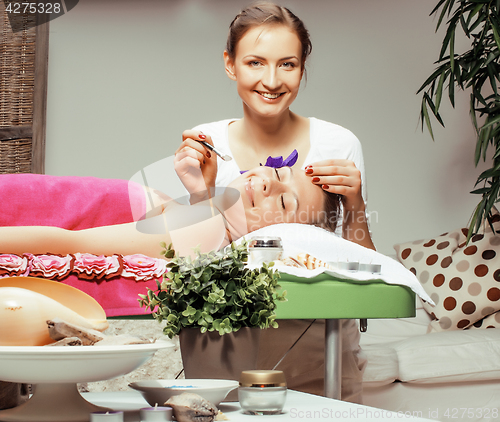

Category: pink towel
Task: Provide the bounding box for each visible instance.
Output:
[0,173,145,229]
[0,173,155,317]
[61,274,158,317]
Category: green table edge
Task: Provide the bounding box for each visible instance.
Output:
[274,274,416,320]
[110,274,416,320]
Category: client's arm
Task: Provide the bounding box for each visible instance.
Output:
[0,222,171,259]
[0,199,229,258]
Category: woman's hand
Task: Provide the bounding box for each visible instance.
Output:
[305,159,363,211]
[305,159,375,250]
[175,130,217,201]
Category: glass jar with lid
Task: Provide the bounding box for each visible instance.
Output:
[247,236,283,266]
[238,370,287,415]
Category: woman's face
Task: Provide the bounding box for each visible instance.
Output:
[229,166,325,232]
[224,24,304,119]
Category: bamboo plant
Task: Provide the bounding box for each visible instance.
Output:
[419,0,500,240]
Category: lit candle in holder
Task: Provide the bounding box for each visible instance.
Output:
[359,263,382,274]
[140,405,173,421]
[90,411,124,422]
[337,261,359,271]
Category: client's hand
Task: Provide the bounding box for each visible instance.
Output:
[175,130,218,203]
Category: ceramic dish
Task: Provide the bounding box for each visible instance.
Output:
[129,379,239,406]
[0,341,175,422]
[0,277,108,346]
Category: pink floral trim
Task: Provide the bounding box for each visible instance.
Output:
[73,253,122,280]
[0,254,29,278]
[0,253,167,282]
[121,254,168,281]
[27,253,73,280]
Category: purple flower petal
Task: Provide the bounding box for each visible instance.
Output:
[262,149,298,169]
[264,155,284,168]
[282,149,298,167]
[241,149,300,173]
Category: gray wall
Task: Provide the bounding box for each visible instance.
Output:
[45,0,486,254]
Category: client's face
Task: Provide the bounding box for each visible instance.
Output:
[229,166,324,232]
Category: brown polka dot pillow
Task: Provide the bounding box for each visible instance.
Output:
[468,310,500,329]
[394,217,500,332]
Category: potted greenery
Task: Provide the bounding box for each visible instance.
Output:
[139,241,286,384]
[419,0,500,241]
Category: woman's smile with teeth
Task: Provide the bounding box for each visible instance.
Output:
[257,91,283,99]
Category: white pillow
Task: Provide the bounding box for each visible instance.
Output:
[395,328,500,383]
[362,327,500,384]
[361,345,399,387]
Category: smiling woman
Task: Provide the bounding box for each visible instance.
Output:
[174,1,371,403]
[178,1,374,251]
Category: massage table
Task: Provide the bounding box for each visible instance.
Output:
[276,274,416,399]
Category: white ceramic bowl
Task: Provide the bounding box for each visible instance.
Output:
[0,341,175,422]
[129,379,239,406]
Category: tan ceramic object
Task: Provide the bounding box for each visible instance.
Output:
[0,277,108,346]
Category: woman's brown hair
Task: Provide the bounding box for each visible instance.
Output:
[226,1,312,68]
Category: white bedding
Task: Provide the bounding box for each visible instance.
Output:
[241,223,433,303]
[363,381,500,422]
[362,325,500,385]
[361,313,500,422]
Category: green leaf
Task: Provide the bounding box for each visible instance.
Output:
[481,113,500,130]
[450,24,456,70]
[435,70,446,110]
[480,124,493,163]
[485,183,499,214]
[466,3,484,27]
[475,196,487,234]
[182,305,197,317]
[417,64,450,94]
[433,0,453,31]
[487,63,498,94]
[470,94,480,134]
[164,243,175,259]
[492,19,500,51]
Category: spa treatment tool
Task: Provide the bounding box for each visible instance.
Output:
[198,140,232,161]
